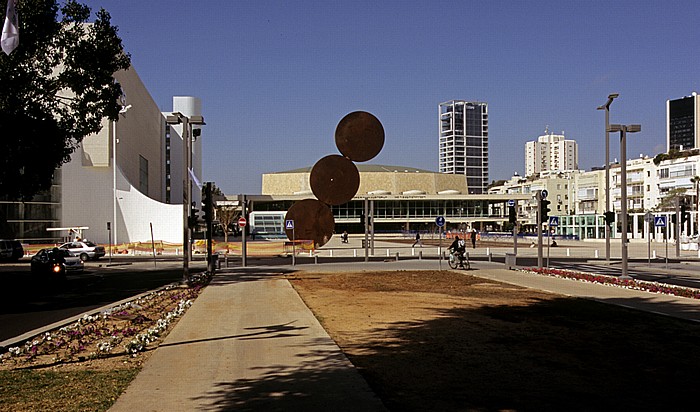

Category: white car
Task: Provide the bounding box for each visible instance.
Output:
[59,241,106,261]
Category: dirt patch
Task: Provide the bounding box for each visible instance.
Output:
[289,270,700,411]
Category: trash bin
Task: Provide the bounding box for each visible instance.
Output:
[505,253,516,270]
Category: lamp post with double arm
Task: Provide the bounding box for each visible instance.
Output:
[607,123,641,279]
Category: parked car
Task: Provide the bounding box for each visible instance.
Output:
[0,239,24,262]
[31,248,83,277]
[58,241,106,261]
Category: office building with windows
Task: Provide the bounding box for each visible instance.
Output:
[438,100,489,194]
[667,92,700,151]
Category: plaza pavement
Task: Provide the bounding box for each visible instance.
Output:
[110,251,700,411]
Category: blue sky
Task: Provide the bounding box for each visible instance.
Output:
[86,0,700,195]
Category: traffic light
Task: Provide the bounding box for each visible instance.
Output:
[540,199,550,223]
[508,205,517,224]
[681,204,689,226]
[604,211,613,226]
[202,182,213,224]
[189,201,199,229]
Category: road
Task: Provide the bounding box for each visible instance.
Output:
[0,258,206,344]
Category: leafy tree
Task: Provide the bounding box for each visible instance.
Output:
[0,0,130,200]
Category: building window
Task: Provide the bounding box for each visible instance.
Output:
[139,155,149,195]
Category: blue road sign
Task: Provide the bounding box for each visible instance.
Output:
[541,189,548,199]
[549,216,559,227]
[654,216,667,227]
[435,216,445,227]
[507,199,515,207]
[285,219,294,229]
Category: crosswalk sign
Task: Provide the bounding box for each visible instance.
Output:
[285,219,294,229]
[548,216,559,227]
[654,216,666,227]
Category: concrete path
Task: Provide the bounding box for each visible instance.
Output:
[109,267,386,412]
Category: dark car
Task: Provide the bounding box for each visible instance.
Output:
[0,239,24,262]
[31,248,83,277]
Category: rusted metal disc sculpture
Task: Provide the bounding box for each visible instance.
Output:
[284,199,335,247]
[335,111,385,162]
[286,111,383,248]
[310,154,360,206]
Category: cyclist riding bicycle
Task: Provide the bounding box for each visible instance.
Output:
[448,236,468,269]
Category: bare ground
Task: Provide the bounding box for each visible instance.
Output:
[288,270,700,411]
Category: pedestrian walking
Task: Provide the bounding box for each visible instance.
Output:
[471,227,477,249]
[412,232,423,247]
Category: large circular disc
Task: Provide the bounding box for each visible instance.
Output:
[335,111,385,162]
[310,154,360,206]
[285,199,335,247]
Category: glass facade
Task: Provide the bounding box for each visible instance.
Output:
[669,96,695,150]
[0,171,62,243]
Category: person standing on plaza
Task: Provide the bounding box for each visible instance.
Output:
[471,227,477,249]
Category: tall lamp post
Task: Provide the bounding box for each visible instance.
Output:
[112,103,131,249]
[608,123,641,279]
[597,93,619,261]
[166,112,205,282]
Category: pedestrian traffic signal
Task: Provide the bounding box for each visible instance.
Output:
[681,204,689,226]
[540,199,550,223]
[604,211,615,226]
[508,205,517,224]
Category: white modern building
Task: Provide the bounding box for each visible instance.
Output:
[439,100,489,194]
[525,129,579,177]
[59,68,203,245]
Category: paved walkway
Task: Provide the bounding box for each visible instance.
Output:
[110,259,700,411]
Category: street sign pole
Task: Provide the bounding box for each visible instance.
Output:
[240,195,247,268]
[509,199,517,257]
[435,216,445,270]
[537,191,543,268]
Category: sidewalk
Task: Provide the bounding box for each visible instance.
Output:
[109,267,386,412]
[110,260,700,411]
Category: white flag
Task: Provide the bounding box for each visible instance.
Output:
[188,168,203,190]
[1,0,19,55]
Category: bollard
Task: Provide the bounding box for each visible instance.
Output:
[653,250,656,259]
[353,249,357,257]
[488,252,492,262]
[419,250,422,260]
[387,249,390,257]
[314,255,318,264]
[595,250,599,258]
[411,248,415,256]
[395,252,399,261]
[567,248,570,257]
[329,249,333,257]
[486,247,490,256]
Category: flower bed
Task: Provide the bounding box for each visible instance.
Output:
[525,267,700,300]
[0,273,211,369]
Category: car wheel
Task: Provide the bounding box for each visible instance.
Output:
[79,253,89,262]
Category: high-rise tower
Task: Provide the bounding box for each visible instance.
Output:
[439,100,488,193]
[667,92,700,152]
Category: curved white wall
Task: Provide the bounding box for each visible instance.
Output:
[117,166,183,243]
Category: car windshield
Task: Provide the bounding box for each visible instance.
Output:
[85,241,97,247]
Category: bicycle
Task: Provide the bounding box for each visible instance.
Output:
[448,249,470,270]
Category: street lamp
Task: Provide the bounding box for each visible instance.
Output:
[112,103,131,250]
[166,112,205,282]
[597,93,619,261]
[608,123,641,279]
